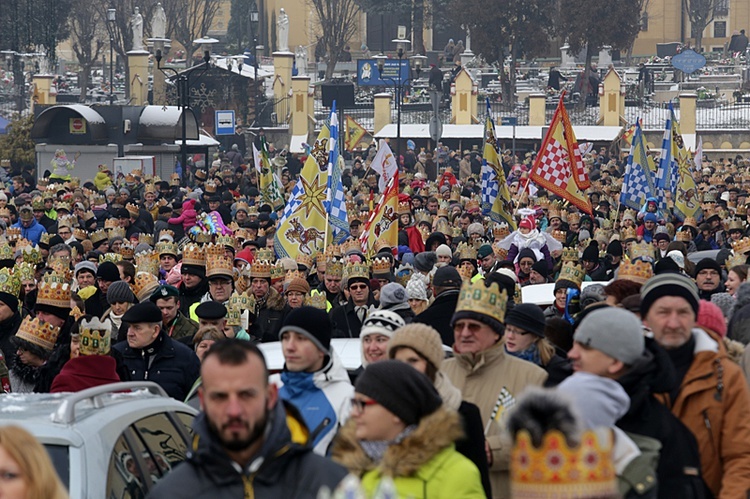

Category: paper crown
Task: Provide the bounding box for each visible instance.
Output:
[144,183,156,194]
[13,262,35,284]
[70,306,85,322]
[733,237,750,256]
[296,252,314,270]
[492,223,511,240]
[120,241,135,260]
[457,264,474,281]
[5,227,21,241]
[79,317,112,356]
[90,229,108,244]
[620,226,637,241]
[229,291,257,312]
[727,218,745,232]
[345,261,370,282]
[413,209,431,224]
[109,227,126,240]
[726,251,747,270]
[373,237,393,254]
[270,262,285,281]
[39,232,51,247]
[99,253,123,264]
[138,233,154,246]
[465,198,480,212]
[511,429,617,498]
[566,212,581,225]
[155,241,179,257]
[560,247,579,263]
[455,279,508,326]
[72,228,87,241]
[397,200,411,215]
[616,260,653,284]
[557,262,585,288]
[628,241,656,262]
[158,229,175,241]
[326,258,344,278]
[437,200,450,218]
[250,260,272,278]
[675,230,692,242]
[284,270,305,284]
[455,241,477,261]
[206,255,234,279]
[493,245,509,261]
[36,273,71,308]
[104,218,119,231]
[133,272,159,302]
[371,257,392,276]
[339,240,361,256]
[125,203,140,218]
[0,268,20,297]
[191,230,213,244]
[551,230,567,243]
[15,316,60,353]
[0,243,14,262]
[182,244,206,266]
[216,234,237,250]
[21,245,42,265]
[305,291,328,310]
[135,250,160,276]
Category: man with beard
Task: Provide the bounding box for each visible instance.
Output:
[148,339,347,498]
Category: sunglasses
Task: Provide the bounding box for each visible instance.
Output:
[349,284,368,291]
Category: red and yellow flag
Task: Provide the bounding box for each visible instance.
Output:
[345,115,368,151]
[359,173,399,257]
[529,94,592,214]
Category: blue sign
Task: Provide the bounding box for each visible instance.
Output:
[501,117,518,126]
[215,110,235,136]
[357,59,410,86]
[671,49,706,74]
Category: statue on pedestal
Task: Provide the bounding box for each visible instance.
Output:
[152,3,167,39]
[295,46,308,75]
[131,7,144,51]
[277,9,289,52]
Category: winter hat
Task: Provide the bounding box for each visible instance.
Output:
[107,281,136,305]
[581,241,599,263]
[432,266,462,288]
[580,284,606,308]
[388,323,445,369]
[697,300,727,337]
[379,282,408,308]
[577,229,591,242]
[414,251,437,272]
[557,371,630,428]
[574,307,644,365]
[606,240,623,257]
[96,262,121,282]
[665,250,685,270]
[654,257,680,275]
[695,258,722,275]
[519,216,535,230]
[355,360,442,425]
[435,244,452,259]
[653,233,670,243]
[710,292,735,322]
[467,222,484,237]
[360,309,405,340]
[531,260,549,279]
[517,248,537,263]
[285,277,310,295]
[644,212,657,223]
[134,243,152,255]
[279,306,331,353]
[504,303,546,337]
[75,261,98,277]
[640,272,700,318]
[405,278,428,302]
[477,244,494,259]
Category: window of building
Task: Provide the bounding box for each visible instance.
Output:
[715,0,729,16]
[714,21,727,38]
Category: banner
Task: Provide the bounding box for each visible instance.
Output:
[480,99,516,229]
[620,121,657,211]
[359,173,399,258]
[345,115,368,151]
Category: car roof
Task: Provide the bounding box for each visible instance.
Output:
[687,249,719,264]
[521,281,608,306]
[260,338,363,371]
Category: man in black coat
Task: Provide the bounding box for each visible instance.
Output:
[413,266,462,346]
[330,273,377,338]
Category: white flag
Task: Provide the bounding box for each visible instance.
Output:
[252,143,263,173]
[694,137,703,172]
[371,140,399,193]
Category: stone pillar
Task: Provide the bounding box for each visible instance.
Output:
[32,75,56,105]
[528,93,546,126]
[680,93,697,135]
[273,51,294,123]
[290,76,312,138]
[599,68,623,127]
[373,93,392,135]
[127,50,150,106]
[149,38,171,105]
[451,68,477,125]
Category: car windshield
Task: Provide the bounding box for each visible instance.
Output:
[44,444,70,489]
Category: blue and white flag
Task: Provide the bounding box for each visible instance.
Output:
[324,102,350,243]
[620,121,657,211]
[655,109,675,211]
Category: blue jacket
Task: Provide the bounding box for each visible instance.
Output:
[12,218,46,246]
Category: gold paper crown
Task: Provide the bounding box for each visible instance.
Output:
[39,232,51,246]
[15,316,60,352]
[726,251,747,270]
[229,291,257,311]
[31,196,44,210]
[732,237,750,256]
[5,227,21,241]
[457,264,474,281]
[109,227,126,240]
[104,218,119,231]
[397,200,411,215]
[135,250,160,276]
[547,201,562,220]
[371,257,392,276]
[192,230,213,244]
[225,306,243,327]
[155,241,179,257]
[567,212,581,225]
[0,268,20,297]
[216,234,237,250]
[21,245,42,265]
[250,260,272,278]
[90,229,108,244]
[560,247,579,262]
[557,262,585,288]
[144,183,156,194]
[413,209,431,224]
[0,208,9,219]
[204,180,218,193]
[120,241,135,260]
[133,272,159,302]
[36,273,71,309]
[46,255,72,280]
[82,209,96,222]
[552,230,567,243]
[284,269,305,284]
[256,248,275,262]
[79,317,112,356]
[373,237,393,254]
[13,262,35,283]
[465,198,480,212]
[73,228,87,241]
[675,230,692,242]
[493,245,509,261]
[206,255,234,279]
[616,260,653,284]
[138,233,154,246]
[492,223,511,240]
[0,243,13,261]
[727,218,745,232]
[158,229,175,241]
[55,202,71,213]
[620,226,637,241]
[437,200,450,218]
[511,429,617,498]
[455,241,477,261]
[296,252,314,269]
[305,291,327,309]
[182,244,206,266]
[434,218,450,236]
[98,252,123,265]
[126,203,140,218]
[345,261,370,281]
[326,257,344,278]
[629,240,656,261]
[70,306,85,322]
[455,279,508,325]
[339,240,361,256]
[235,201,250,214]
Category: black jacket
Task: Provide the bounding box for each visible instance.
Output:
[256,287,287,342]
[616,338,711,499]
[113,331,200,400]
[147,401,348,498]
[330,296,377,338]
[0,313,21,366]
[179,279,209,317]
[84,288,108,319]
[542,350,572,387]
[414,289,460,346]
[457,401,492,498]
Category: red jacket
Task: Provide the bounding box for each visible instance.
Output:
[50,355,121,393]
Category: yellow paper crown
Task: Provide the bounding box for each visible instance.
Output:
[493,223,511,240]
[206,255,234,279]
[15,316,60,352]
[109,227,126,240]
[550,230,566,243]
[158,229,175,241]
[296,252,314,270]
[216,234,237,250]
[135,250,159,276]
[371,257,392,276]
[726,251,746,270]
[192,230,213,244]
[155,241,179,257]
[305,291,328,309]
[566,212,581,225]
[182,244,206,266]
[120,241,135,260]
[13,262,35,283]
[99,253,123,264]
[339,240,361,256]
[628,240,656,261]
[455,279,508,325]
[413,209,431,224]
[126,203,140,218]
[326,257,344,278]
[727,218,745,232]
[557,262,585,288]
[104,218,119,231]
[455,241,478,261]
[5,227,21,241]
[616,260,653,284]
[79,317,112,356]
[90,229,108,244]
[255,248,275,262]
[675,230,692,242]
[229,291,257,311]
[73,228,87,241]
[21,245,42,265]
[345,261,370,282]
[250,260,272,278]
[270,262,286,281]
[732,237,750,256]
[511,429,617,498]
[39,232,52,246]
[133,272,159,302]
[138,233,154,246]
[560,247,578,263]
[36,273,71,308]
[70,306,85,322]
[437,200,450,217]
[0,268,20,297]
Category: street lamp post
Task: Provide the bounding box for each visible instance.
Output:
[107,8,116,105]
[155,48,212,182]
[249,2,260,127]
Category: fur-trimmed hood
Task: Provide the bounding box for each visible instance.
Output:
[265,286,286,311]
[332,407,463,477]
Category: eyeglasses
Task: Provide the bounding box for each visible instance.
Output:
[210,280,232,287]
[349,284,368,291]
[350,398,379,412]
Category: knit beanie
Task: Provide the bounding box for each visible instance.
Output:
[134,243,152,255]
[355,360,442,425]
[388,323,445,369]
[435,244,452,259]
[581,241,599,263]
[697,300,727,337]
[379,283,408,308]
[606,240,623,257]
[654,257,680,275]
[574,307,644,365]
[711,292,735,322]
[405,278,428,301]
[504,303,546,337]
[580,284,606,308]
[695,258,722,275]
[517,248,537,263]
[279,306,331,353]
[96,261,121,282]
[640,272,700,318]
[285,277,310,295]
[75,261,98,278]
[360,309,405,339]
[107,281,136,305]
[0,290,18,314]
[531,260,548,279]
[414,251,437,272]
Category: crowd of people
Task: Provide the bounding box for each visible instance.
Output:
[0,138,749,498]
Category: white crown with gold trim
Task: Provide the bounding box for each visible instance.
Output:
[79,317,112,356]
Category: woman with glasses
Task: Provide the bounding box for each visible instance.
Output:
[332,360,484,498]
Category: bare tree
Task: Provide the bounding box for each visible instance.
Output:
[309,0,361,80]
[163,0,221,67]
[69,1,104,102]
[684,0,716,52]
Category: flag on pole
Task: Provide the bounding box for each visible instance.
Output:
[274,124,332,259]
[254,137,285,209]
[670,105,703,222]
[345,115,369,151]
[359,173,399,257]
[480,99,516,229]
[529,94,592,214]
[655,110,675,212]
[620,120,657,211]
[621,123,637,147]
[694,136,703,172]
[324,103,350,243]
[370,140,399,193]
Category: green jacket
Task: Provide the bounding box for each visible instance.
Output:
[333,408,485,499]
[167,312,199,341]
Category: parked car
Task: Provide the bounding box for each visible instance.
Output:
[521,281,608,306]
[0,382,197,498]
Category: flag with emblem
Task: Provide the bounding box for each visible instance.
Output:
[670,105,703,222]
[620,121,656,211]
[254,137,284,209]
[654,109,675,213]
[274,124,332,259]
[324,103,350,244]
[370,140,399,193]
[480,99,516,229]
[359,173,399,257]
[621,123,636,147]
[345,115,369,151]
[529,94,592,214]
